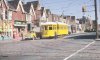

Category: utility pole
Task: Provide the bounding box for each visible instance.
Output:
[82,5,86,31]
[94,0,99,39]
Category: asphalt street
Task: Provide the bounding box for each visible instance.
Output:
[64,32,97,39]
[0,32,100,60]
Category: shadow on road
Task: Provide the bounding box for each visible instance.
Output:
[65,32,100,39]
[67,35,96,39]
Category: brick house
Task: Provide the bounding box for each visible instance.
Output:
[8,0,27,39]
[23,2,36,32]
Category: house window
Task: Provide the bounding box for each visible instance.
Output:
[26,14,31,22]
[8,11,12,20]
[2,8,5,20]
[5,11,7,19]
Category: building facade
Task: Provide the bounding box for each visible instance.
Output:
[0,0,12,38]
[8,0,27,39]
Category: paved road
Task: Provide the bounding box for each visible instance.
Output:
[64,32,97,39]
[68,41,100,60]
[0,32,100,60]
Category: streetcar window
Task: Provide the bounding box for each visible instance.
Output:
[49,27,52,30]
[57,26,59,29]
[54,26,56,30]
[44,26,48,30]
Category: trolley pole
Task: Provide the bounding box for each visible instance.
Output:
[94,0,99,39]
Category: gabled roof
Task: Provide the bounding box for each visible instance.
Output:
[46,9,51,16]
[46,9,50,13]
[8,0,19,10]
[23,2,31,13]
[7,0,25,12]
[0,0,9,9]
[27,1,39,10]
[41,7,44,16]
[23,2,36,15]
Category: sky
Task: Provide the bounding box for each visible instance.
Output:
[23,0,100,24]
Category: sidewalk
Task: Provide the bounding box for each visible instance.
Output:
[0,36,22,43]
[0,36,12,41]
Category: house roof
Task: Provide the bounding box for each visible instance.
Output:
[23,2,31,13]
[46,9,51,14]
[32,1,39,10]
[7,0,25,13]
[46,9,51,17]
[41,7,44,16]
[63,16,67,19]
[0,0,9,9]
[8,0,20,10]
[27,1,39,10]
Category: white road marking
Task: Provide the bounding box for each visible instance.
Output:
[64,41,95,60]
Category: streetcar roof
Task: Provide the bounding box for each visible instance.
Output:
[40,22,67,25]
[40,22,57,25]
[57,22,67,25]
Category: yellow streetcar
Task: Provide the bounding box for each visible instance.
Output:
[40,22,68,38]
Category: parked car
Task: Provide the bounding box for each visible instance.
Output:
[24,31,36,40]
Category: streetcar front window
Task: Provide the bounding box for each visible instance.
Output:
[49,27,52,30]
[44,26,48,30]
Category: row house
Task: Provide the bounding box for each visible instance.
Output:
[26,1,41,34]
[8,0,40,39]
[46,9,52,22]
[30,1,41,27]
[0,0,12,37]
[7,0,42,39]
[66,16,78,33]
[52,14,60,22]
[23,2,36,32]
[59,15,66,23]
[40,8,52,23]
[40,7,47,23]
[8,0,27,38]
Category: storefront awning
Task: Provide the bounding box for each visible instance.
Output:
[14,24,27,27]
